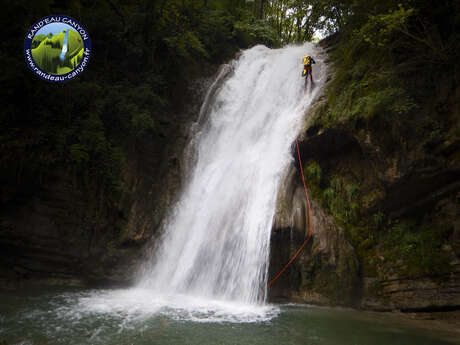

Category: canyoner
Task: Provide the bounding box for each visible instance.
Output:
[302,54,316,91]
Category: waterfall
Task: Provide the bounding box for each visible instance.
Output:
[59,29,69,62]
[138,42,326,306]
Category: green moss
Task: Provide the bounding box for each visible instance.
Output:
[362,189,385,209]
[304,161,322,185]
[382,221,452,279]
[313,35,416,130]
[319,176,361,225]
[310,170,452,281]
[304,161,323,201]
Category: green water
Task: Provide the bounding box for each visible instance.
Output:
[0,288,458,345]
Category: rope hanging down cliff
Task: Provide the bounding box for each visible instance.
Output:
[267,138,312,288]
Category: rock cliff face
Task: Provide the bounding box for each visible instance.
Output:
[269,166,360,306]
[269,37,460,311]
[290,126,460,311]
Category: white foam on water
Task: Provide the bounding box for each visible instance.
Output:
[45,289,278,324]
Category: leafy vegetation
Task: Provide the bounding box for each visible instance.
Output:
[304,157,453,280]
[1,0,278,206]
[314,28,419,128]
[305,161,361,225]
[382,220,452,279]
[299,0,458,283]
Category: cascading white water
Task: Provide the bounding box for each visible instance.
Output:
[40,43,326,325]
[138,43,326,305]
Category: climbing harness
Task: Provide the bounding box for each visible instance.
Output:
[266,139,312,288]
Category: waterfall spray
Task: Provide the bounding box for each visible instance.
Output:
[138,43,326,306]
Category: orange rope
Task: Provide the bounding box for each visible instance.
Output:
[266,138,312,288]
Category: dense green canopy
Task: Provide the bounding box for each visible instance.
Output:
[1,0,458,203]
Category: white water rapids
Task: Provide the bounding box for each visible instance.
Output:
[68,42,326,323]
